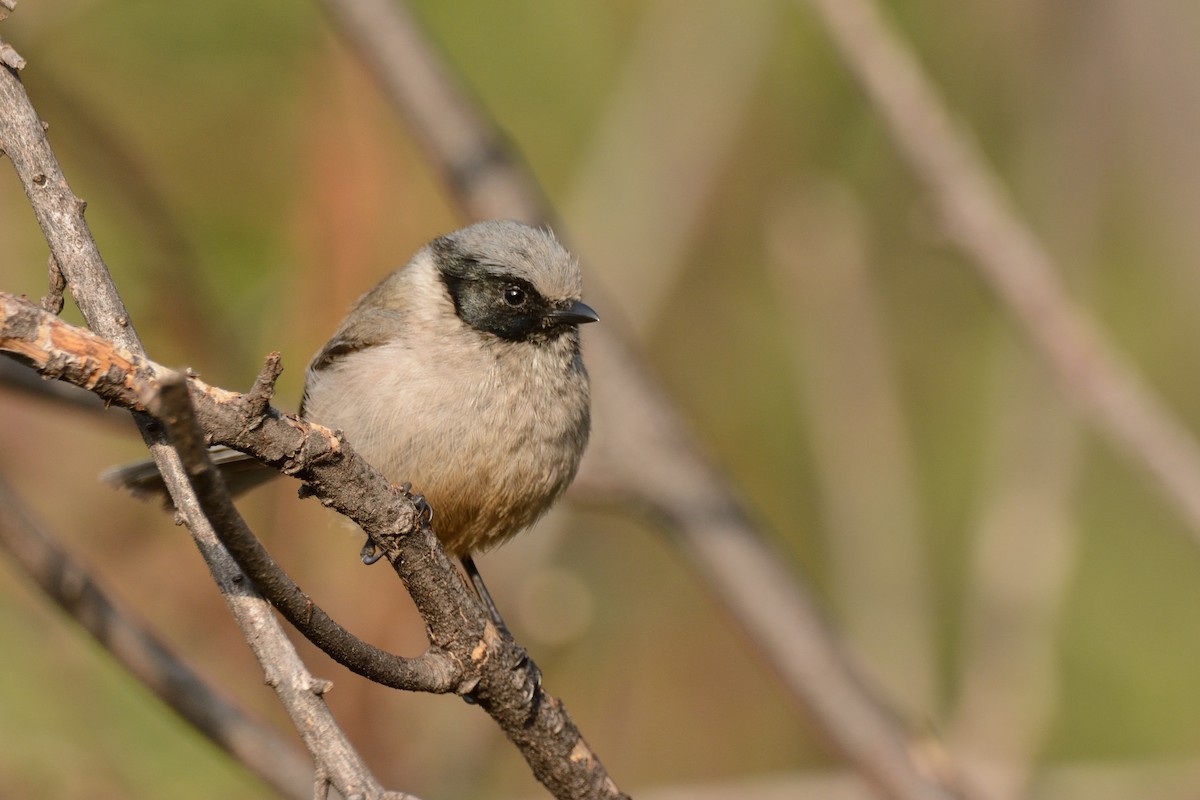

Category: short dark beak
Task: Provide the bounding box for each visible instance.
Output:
[549,300,600,326]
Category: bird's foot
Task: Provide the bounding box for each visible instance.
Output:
[458,646,542,707]
[363,482,434,565]
[398,481,434,526]
[513,647,542,706]
[359,538,384,565]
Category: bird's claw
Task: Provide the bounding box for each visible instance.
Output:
[360,539,385,565]
[398,481,434,526]
[363,483,433,565]
[458,649,542,707]
[514,648,542,705]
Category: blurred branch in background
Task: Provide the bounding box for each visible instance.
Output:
[315,0,544,223]
[768,184,936,717]
[799,0,1200,541]
[949,349,1079,797]
[0,350,117,418]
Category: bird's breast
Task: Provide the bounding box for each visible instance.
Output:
[302,337,589,555]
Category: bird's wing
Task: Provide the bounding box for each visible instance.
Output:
[300,308,401,417]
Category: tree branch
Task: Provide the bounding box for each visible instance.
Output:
[0,63,135,347]
[151,357,461,695]
[0,291,628,800]
[1,6,628,795]
[0,55,405,799]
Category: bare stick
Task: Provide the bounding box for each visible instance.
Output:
[148,371,418,800]
[0,35,24,70]
[151,362,459,694]
[319,2,977,798]
[800,0,1200,541]
[0,473,314,800]
[1,8,627,795]
[0,292,628,800]
[0,58,401,799]
[0,61,136,348]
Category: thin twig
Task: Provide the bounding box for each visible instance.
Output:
[0,58,396,799]
[0,472,314,800]
[319,1,975,798]
[148,370,417,800]
[800,0,1200,543]
[0,38,24,70]
[155,356,462,694]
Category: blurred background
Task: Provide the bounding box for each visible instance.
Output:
[3,1,1200,798]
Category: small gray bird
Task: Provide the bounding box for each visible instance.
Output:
[109,220,597,569]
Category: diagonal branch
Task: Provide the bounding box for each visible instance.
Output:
[149,360,460,695]
[317,0,547,223]
[0,63,136,347]
[0,291,628,800]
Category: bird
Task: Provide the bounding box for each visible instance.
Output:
[107,220,598,622]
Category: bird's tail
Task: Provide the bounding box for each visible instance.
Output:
[102,447,279,505]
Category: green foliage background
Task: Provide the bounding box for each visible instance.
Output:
[3,1,1200,797]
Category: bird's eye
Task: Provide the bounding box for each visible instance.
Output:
[503,286,527,307]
